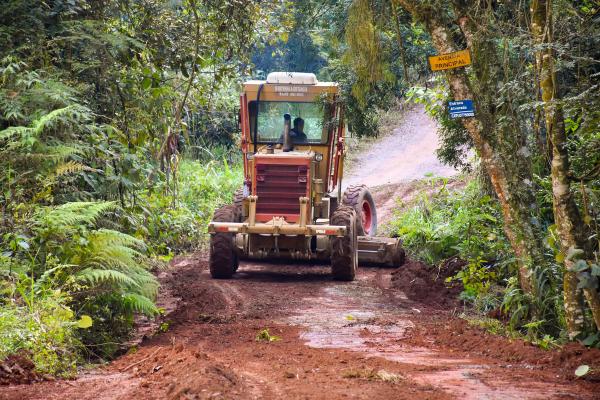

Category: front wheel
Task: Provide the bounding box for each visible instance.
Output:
[209,205,238,279]
[330,206,358,281]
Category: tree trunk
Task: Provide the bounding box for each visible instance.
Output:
[393,0,547,296]
[390,3,410,84]
[531,0,600,336]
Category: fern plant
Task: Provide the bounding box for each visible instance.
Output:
[0,58,110,220]
[30,202,159,316]
[0,200,159,362]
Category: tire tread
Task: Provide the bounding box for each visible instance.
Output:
[209,205,237,279]
[331,205,357,281]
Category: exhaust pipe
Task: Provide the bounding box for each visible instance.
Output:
[282,113,292,152]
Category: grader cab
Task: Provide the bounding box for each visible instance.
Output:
[207,72,405,280]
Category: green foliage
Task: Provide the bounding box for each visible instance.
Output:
[464,315,559,350]
[252,0,433,138]
[391,178,513,296]
[406,85,473,170]
[1,200,159,361]
[0,285,81,376]
[0,0,286,373]
[255,328,281,342]
[137,159,242,255]
[391,177,568,338]
[344,0,389,105]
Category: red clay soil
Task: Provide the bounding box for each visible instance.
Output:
[0,354,40,386]
[404,314,600,382]
[391,257,466,307]
[2,257,599,400]
[393,256,600,383]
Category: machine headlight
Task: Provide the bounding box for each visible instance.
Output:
[246,153,254,160]
[314,153,323,162]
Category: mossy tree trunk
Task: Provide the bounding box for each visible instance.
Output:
[530,0,600,337]
[390,3,409,84]
[394,0,547,296]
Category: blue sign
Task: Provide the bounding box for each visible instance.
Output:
[448,100,474,118]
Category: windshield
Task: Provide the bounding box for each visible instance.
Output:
[251,101,327,144]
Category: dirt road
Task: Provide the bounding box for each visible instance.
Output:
[344,105,457,189]
[344,105,460,231]
[3,107,598,400]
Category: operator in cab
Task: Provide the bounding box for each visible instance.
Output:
[290,117,307,143]
[278,117,307,145]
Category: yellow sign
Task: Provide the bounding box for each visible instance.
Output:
[428,49,471,71]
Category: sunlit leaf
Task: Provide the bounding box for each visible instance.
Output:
[575,365,590,377]
[141,77,152,90]
[77,315,93,329]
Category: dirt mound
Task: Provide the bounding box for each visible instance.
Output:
[391,257,465,307]
[106,342,254,400]
[0,353,40,385]
[550,342,600,381]
[166,259,237,324]
[406,317,600,382]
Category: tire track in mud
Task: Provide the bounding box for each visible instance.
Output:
[282,268,579,400]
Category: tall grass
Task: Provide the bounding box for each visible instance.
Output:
[390,178,514,296]
[138,158,242,256]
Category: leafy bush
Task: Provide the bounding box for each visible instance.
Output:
[0,291,80,376]
[1,201,159,366]
[390,178,514,296]
[390,177,569,339]
[0,0,287,376]
[136,158,242,256]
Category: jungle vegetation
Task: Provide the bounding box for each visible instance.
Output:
[0,0,599,377]
[0,0,288,374]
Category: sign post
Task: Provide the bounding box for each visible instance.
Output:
[448,100,475,118]
[428,49,471,71]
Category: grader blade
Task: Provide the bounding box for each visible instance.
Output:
[357,236,406,268]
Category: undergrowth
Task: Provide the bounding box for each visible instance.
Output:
[0,157,240,374]
[390,176,567,344]
[137,159,242,258]
[390,177,514,297]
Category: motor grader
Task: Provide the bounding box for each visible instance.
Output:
[207,72,405,280]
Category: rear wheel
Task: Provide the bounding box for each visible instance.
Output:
[233,187,245,222]
[330,206,358,281]
[209,205,238,279]
[342,184,377,236]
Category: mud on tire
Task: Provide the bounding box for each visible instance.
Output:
[233,187,245,222]
[342,184,377,236]
[330,205,358,281]
[209,205,238,279]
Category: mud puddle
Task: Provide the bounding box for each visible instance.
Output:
[287,270,571,400]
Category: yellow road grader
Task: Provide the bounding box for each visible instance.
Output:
[207,72,405,280]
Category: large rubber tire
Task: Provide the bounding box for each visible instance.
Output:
[209,205,238,279]
[330,206,358,281]
[342,184,377,236]
[233,187,245,222]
